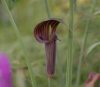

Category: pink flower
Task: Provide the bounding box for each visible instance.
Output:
[85,72,100,87]
[0,52,12,87]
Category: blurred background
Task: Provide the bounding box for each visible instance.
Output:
[0,0,100,87]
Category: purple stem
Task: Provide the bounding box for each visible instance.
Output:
[45,38,56,77]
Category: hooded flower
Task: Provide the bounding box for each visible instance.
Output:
[0,52,12,87]
[34,19,61,77]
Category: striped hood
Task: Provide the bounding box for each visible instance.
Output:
[34,19,61,77]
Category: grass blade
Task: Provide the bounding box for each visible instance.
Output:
[86,42,100,56]
[75,0,96,87]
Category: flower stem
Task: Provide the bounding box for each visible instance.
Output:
[75,0,96,87]
[1,0,37,87]
[44,0,51,18]
[65,0,74,87]
[48,77,51,87]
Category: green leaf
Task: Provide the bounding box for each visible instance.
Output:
[86,42,100,56]
[94,10,100,16]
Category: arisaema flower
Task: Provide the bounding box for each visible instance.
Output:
[34,19,61,77]
[0,52,12,87]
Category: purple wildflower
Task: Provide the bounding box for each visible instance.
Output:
[34,19,61,77]
[85,72,100,87]
[0,52,12,87]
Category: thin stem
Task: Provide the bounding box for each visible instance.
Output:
[1,0,37,87]
[48,78,51,87]
[75,0,96,87]
[65,0,74,87]
[44,0,51,18]
[75,19,89,87]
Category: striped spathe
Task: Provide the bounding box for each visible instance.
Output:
[34,19,61,77]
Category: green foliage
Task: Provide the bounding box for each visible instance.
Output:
[87,42,100,56]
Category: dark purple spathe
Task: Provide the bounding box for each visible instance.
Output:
[34,19,61,77]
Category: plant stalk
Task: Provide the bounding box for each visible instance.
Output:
[44,0,51,18]
[65,0,74,87]
[75,0,96,87]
